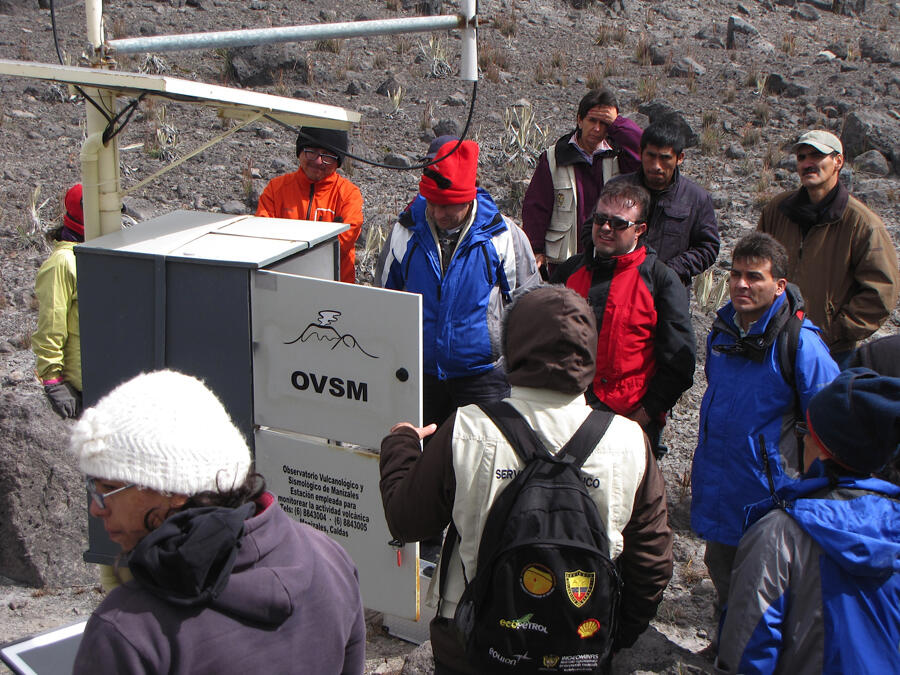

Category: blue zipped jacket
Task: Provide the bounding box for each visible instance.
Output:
[376,190,538,380]
[717,463,900,674]
[691,286,839,546]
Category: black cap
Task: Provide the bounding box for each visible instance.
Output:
[296,127,349,166]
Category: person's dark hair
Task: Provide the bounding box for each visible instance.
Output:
[640,117,687,155]
[577,89,619,121]
[595,180,650,223]
[143,472,267,532]
[181,472,267,510]
[732,232,789,279]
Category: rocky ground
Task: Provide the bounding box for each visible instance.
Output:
[1,0,899,672]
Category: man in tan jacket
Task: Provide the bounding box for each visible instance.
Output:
[758,130,898,364]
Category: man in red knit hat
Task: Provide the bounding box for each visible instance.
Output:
[376,139,539,428]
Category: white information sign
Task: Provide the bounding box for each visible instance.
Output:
[255,427,420,619]
[252,270,422,449]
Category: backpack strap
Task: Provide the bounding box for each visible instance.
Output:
[558,407,615,469]
[478,400,548,463]
[478,400,614,469]
[777,310,803,388]
[437,520,462,615]
[777,311,805,451]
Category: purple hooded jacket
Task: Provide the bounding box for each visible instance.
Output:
[73,494,366,675]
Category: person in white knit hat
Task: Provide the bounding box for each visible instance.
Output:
[70,369,365,675]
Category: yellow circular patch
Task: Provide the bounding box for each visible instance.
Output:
[521,563,555,597]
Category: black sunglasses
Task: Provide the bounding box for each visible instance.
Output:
[587,212,640,231]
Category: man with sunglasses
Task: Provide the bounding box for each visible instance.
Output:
[758,130,898,365]
[690,232,838,618]
[257,126,364,283]
[552,181,695,459]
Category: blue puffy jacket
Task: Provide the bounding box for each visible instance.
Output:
[691,286,839,546]
[376,190,538,380]
[717,464,900,674]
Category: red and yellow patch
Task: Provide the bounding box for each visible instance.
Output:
[565,570,595,607]
[520,563,555,597]
[577,618,601,639]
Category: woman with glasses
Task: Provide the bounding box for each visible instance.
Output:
[256,126,364,284]
[71,370,365,675]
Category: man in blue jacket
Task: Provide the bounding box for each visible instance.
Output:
[375,139,539,427]
[717,368,900,674]
[691,232,839,612]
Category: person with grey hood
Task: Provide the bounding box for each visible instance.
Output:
[379,286,673,674]
[70,370,365,675]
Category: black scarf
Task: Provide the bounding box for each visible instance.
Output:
[128,502,255,607]
[780,182,845,238]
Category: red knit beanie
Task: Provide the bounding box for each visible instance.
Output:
[418,140,478,205]
[63,184,84,236]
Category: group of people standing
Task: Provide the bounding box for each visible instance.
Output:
[32,87,900,674]
[374,88,900,674]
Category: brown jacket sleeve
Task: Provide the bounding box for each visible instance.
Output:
[615,441,674,649]
[379,415,457,543]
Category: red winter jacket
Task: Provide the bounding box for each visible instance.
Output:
[553,245,695,418]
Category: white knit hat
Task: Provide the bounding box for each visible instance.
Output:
[70,370,251,495]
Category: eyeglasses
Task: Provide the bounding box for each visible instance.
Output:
[85,477,136,510]
[301,149,339,166]
[589,212,640,231]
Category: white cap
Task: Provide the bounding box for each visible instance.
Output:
[70,370,251,496]
[792,130,843,155]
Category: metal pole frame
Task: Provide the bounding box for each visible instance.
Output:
[80,5,479,239]
[108,15,470,56]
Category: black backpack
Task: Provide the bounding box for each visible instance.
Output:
[442,400,621,673]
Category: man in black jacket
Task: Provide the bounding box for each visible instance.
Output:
[608,118,720,287]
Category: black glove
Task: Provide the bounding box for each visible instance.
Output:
[44,381,81,419]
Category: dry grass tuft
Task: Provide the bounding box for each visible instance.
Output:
[636,75,658,102]
[314,38,342,54]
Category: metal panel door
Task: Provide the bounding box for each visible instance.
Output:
[255,428,420,618]
[252,270,422,449]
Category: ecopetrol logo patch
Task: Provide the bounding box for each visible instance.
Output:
[499,613,549,634]
[565,570,595,607]
[521,563,555,597]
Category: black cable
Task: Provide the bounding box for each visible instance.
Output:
[49,0,113,124]
[102,92,147,143]
[264,79,479,172]
[48,0,64,65]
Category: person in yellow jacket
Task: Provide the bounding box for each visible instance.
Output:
[256,127,364,283]
[32,183,83,419]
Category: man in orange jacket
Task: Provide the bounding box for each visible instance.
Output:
[257,127,363,283]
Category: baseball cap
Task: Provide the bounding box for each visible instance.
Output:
[792,130,843,155]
